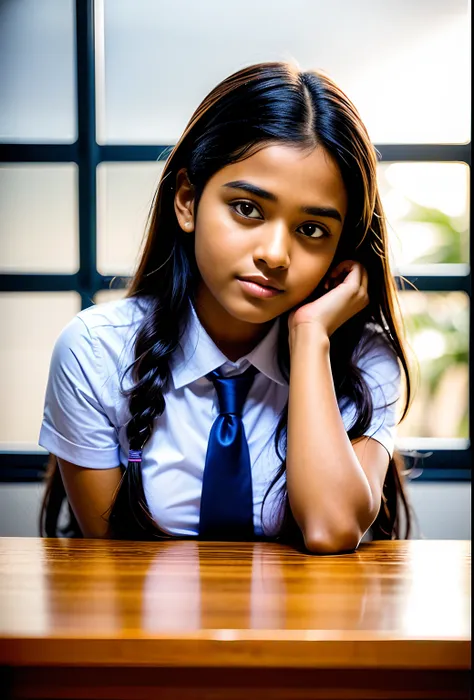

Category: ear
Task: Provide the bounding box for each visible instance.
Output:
[321,260,340,290]
[174,168,196,233]
[322,236,348,287]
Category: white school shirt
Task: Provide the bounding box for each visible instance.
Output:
[38,295,401,538]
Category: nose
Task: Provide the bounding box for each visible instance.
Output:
[253,222,291,269]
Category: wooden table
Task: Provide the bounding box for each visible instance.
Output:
[0,537,470,699]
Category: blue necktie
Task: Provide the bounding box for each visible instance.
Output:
[199,364,259,541]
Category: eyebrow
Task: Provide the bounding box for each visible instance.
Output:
[222,180,343,222]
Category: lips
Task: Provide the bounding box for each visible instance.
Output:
[237,278,282,299]
[237,277,282,292]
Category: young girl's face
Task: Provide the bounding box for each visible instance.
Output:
[175,142,348,331]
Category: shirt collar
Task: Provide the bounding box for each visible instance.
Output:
[170,299,287,389]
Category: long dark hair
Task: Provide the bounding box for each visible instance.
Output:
[40,61,417,546]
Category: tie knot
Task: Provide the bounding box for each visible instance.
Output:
[206,364,259,416]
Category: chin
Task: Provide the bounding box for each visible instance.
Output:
[227,297,284,324]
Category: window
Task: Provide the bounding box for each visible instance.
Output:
[0,0,470,481]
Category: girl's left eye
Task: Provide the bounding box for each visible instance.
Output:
[229,200,330,239]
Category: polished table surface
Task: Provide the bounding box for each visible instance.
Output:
[0,537,471,699]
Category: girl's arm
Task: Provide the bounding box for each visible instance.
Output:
[286,324,388,554]
[56,456,122,538]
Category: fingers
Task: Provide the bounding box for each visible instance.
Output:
[333,260,362,289]
[329,260,369,304]
[359,267,370,307]
[325,259,369,291]
[325,260,351,289]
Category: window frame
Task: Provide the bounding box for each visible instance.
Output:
[0,0,471,482]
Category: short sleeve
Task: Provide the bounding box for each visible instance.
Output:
[341,335,401,459]
[38,315,121,469]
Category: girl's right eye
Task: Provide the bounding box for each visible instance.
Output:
[229,201,263,219]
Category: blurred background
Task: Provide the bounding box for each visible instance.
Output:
[0,0,471,538]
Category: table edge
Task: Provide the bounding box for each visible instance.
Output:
[0,636,470,670]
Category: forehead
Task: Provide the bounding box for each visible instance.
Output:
[212,143,348,218]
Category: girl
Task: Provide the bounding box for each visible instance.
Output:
[39,61,415,553]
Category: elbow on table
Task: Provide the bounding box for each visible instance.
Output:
[303,525,362,555]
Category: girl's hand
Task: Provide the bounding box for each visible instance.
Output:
[288,260,369,340]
